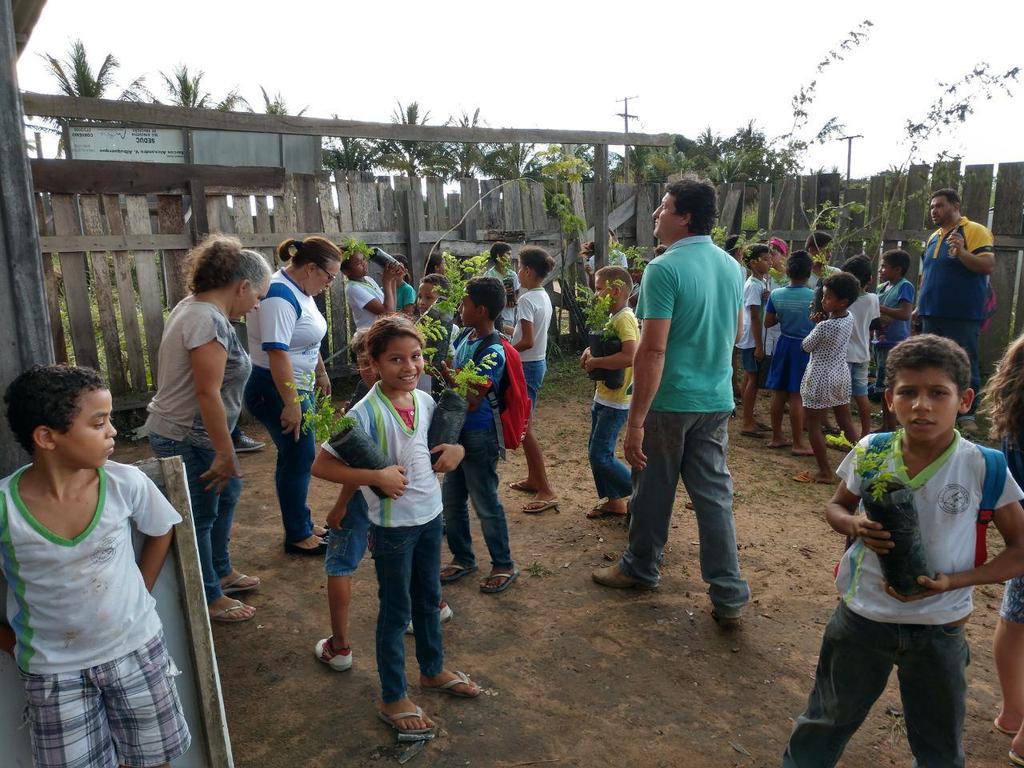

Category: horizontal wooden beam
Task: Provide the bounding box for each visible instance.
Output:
[39,233,193,253]
[22,92,674,147]
[31,158,285,194]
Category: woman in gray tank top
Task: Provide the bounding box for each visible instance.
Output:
[146,236,271,624]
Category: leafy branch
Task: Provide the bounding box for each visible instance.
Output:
[285,374,355,445]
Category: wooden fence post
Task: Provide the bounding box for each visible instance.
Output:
[403,188,422,287]
[593,144,609,270]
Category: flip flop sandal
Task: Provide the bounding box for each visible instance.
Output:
[765,441,792,449]
[740,429,768,438]
[995,719,1019,736]
[1010,749,1024,766]
[422,671,480,698]
[792,471,836,485]
[377,705,435,738]
[440,563,478,584]
[221,573,261,595]
[507,481,536,493]
[209,600,255,624]
[480,568,519,594]
[522,499,559,514]
[586,503,626,519]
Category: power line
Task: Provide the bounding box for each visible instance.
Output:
[616,95,639,181]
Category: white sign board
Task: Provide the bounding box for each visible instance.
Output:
[69,126,187,163]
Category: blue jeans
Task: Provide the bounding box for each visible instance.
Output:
[783,602,968,768]
[371,514,445,703]
[442,426,513,571]
[521,359,547,413]
[920,316,981,416]
[149,433,242,604]
[588,403,632,500]
[620,411,749,615]
[243,366,315,543]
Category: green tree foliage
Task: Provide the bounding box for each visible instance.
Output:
[259,85,306,116]
[439,108,486,179]
[481,142,539,180]
[322,135,382,174]
[159,64,248,111]
[377,101,449,178]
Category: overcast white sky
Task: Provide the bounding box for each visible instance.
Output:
[16,0,1024,178]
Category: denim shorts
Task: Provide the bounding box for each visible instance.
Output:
[1002,576,1024,623]
[739,347,759,374]
[324,495,370,577]
[848,361,869,396]
[521,359,547,411]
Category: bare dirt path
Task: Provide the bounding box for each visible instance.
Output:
[116,362,1011,767]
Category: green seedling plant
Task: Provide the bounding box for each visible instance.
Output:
[618,245,652,273]
[574,284,616,341]
[448,353,497,398]
[340,237,373,264]
[854,430,904,502]
[825,431,854,451]
[285,373,355,445]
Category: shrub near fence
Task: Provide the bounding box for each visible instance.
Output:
[31,160,1024,410]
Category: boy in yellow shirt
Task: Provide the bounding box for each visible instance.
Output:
[580,266,639,518]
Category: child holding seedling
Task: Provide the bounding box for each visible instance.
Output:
[341,240,402,332]
[783,334,1024,768]
[391,253,417,316]
[509,246,558,514]
[483,241,519,334]
[0,366,191,768]
[764,251,815,456]
[873,249,915,431]
[441,277,519,594]
[979,332,1024,763]
[736,244,772,437]
[415,273,453,398]
[581,266,638,519]
[841,255,881,441]
[793,272,860,484]
[310,314,477,738]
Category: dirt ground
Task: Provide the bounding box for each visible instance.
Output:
[116,360,1014,767]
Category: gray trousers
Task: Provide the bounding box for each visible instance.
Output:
[619,411,750,615]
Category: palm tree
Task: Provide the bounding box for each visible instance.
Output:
[439,108,485,179]
[39,39,150,155]
[378,101,447,178]
[159,64,249,111]
[259,85,307,116]
[481,142,537,180]
[322,135,382,174]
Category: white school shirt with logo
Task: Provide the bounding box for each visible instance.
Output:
[512,288,552,363]
[836,432,1023,625]
[846,291,880,364]
[247,269,328,381]
[322,384,441,528]
[345,277,385,332]
[0,462,181,674]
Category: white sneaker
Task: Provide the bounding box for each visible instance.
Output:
[314,637,353,671]
[405,601,454,634]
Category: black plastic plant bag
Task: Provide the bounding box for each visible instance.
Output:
[428,389,468,449]
[862,480,933,596]
[328,423,390,498]
[588,333,625,389]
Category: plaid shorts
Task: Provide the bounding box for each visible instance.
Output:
[19,634,191,768]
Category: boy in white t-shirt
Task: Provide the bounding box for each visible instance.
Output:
[509,246,558,514]
[783,335,1024,768]
[341,246,402,332]
[841,255,881,441]
[736,244,772,436]
[0,365,190,768]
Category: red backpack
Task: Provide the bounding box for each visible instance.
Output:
[455,329,531,453]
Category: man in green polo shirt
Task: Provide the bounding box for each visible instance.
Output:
[592,177,751,628]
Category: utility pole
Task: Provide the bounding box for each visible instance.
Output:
[836,134,864,187]
[616,96,639,183]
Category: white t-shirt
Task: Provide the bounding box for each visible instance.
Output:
[836,432,1023,625]
[0,462,181,674]
[247,270,328,382]
[512,288,552,363]
[345,276,386,332]
[322,384,441,528]
[847,291,881,364]
[586,249,629,273]
[736,275,767,350]
[484,266,520,331]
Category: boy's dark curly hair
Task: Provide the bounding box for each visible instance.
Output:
[841,254,873,288]
[5,365,107,453]
[465,276,506,321]
[822,272,860,306]
[885,334,970,393]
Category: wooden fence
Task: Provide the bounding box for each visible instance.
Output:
[30,158,1024,409]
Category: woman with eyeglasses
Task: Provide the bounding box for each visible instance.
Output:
[244,237,342,555]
